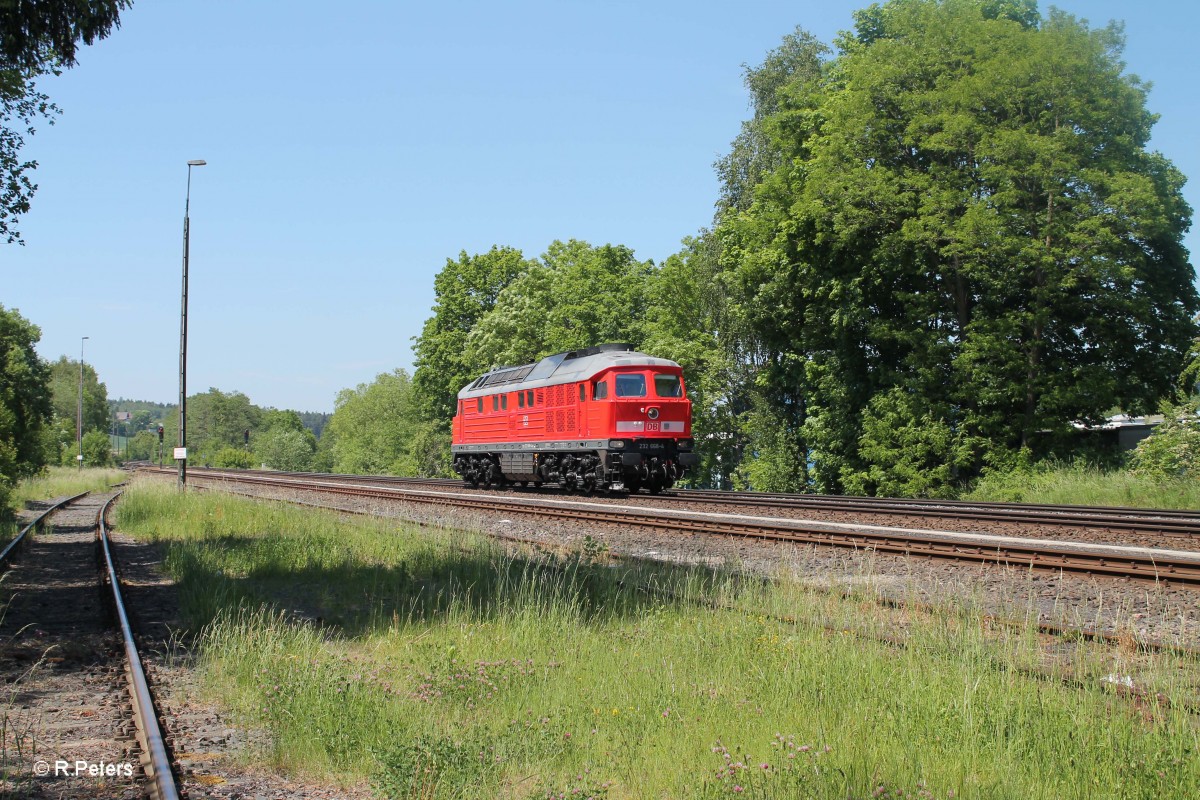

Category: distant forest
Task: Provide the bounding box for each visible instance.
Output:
[108,398,330,440]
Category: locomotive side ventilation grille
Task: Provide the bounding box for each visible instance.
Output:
[565,409,576,431]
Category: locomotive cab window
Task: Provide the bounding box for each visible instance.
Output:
[654,373,683,398]
[593,380,608,400]
[615,373,647,398]
[580,383,586,401]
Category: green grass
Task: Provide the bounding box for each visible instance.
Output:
[1,466,125,543]
[961,462,1200,509]
[116,480,1200,799]
[6,466,125,511]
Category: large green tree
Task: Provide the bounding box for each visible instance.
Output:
[324,369,430,476]
[48,355,107,431]
[44,354,110,467]
[725,0,1198,493]
[641,236,767,489]
[253,409,316,471]
[1,1,131,244]
[702,25,834,491]
[412,246,533,425]
[0,304,52,505]
[183,388,261,463]
[465,240,654,371]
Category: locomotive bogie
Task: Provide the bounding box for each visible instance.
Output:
[450,344,698,493]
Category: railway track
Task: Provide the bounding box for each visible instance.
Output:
[164,467,1200,587]
[0,491,180,799]
[154,466,1200,536]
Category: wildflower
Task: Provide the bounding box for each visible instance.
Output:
[733,787,744,793]
[662,709,670,718]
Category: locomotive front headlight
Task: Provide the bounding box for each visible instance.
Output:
[677,438,694,448]
[608,439,626,449]
[647,407,660,420]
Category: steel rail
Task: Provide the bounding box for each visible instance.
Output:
[0,491,90,565]
[671,489,1200,535]
[188,471,1200,587]
[98,493,180,800]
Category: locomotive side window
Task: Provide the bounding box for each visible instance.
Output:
[477,398,483,413]
[615,373,647,397]
[492,396,498,411]
[518,392,525,409]
[593,380,608,400]
[526,390,534,406]
[502,394,508,410]
[579,383,586,402]
[654,373,683,398]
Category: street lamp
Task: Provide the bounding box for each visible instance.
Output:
[77,335,89,470]
[179,158,206,489]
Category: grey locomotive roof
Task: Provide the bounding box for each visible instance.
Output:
[457,343,681,399]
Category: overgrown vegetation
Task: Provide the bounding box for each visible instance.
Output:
[6,467,124,511]
[961,460,1200,509]
[116,483,1200,798]
[1,467,123,548]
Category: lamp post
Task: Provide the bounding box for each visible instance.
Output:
[77,335,89,470]
[179,158,206,489]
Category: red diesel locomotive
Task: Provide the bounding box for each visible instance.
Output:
[451,343,699,493]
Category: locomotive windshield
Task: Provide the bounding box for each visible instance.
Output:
[654,373,682,397]
[614,373,647,397]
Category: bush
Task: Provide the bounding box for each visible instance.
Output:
[82,430,111,467]
[1128,405,1200,479]
[253,428,315,471]
[211,447,254,468]
[842,388,975,498]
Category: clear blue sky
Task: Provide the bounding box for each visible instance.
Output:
[4,1,1197,413]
